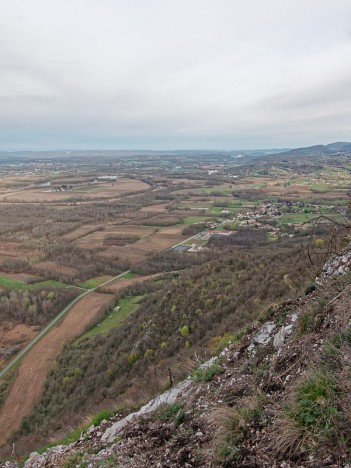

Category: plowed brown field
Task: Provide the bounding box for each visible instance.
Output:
[99,273,161,293]
[0,292,113,445]
[0,178,150,203]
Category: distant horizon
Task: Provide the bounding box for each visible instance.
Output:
[0,139,350,154]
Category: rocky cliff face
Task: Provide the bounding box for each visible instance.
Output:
[3,255,351,467]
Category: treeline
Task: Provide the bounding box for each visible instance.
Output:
[182,222,210,235]
[39,241,129,283]
[19,233,313,441]
[0,287,79,325]
[103,233,140,247]
[132,250,217,275]
[232,189,264,199]
[142,217,184,227]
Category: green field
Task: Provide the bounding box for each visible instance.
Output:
[116,271,136,280]
[195,186,234,196]
[216,221,239,231]
[183,239,208,246]
[0,276,71,290]
[278,211,346,225]
[277,213,318,225]
[184,216,214,225]
[0,276,24,289]
[77,296,143,341]
[79,275,113,289]
[29,280,72,290]
[210,206,226,213]
[230,198,264,206]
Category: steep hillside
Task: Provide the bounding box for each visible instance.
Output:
[4,250,351,466]
[5,233,311,455]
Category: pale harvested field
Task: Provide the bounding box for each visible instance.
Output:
[99,273,161,293]
[104,225,155,235]
[0,292,114,445]
[0,174,46,191]
[0,179,150,203]
[63,225,102,241]
[74,225,155,249]
[100,226,185,265]
[159,225,184,235]
[139,203,169,212]
[262,185,350,199]
[63,221,137,242]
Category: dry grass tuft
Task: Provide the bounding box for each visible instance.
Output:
[208,395,265,464]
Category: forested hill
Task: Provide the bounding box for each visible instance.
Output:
[15,247,351,467]
[6,228,314,456]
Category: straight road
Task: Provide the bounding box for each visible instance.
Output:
[0,224,213,380]
[0,270,131,379]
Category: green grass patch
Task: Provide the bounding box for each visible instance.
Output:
[91,408,119,426]
[0,276,71,290]
[77,296,143,341]
[183,239,207,246]
[210,330,247,354]
[286,370,340,437]
[184,216,214,225]
[116,271,136,280]
[34,423,90,456]
[151,401,187,428]
[78,275,113,289]
[0,275,24,289]
[74,185,101,192]
[277,213,319,225]
[210,206,225,213]
[153,402,183,422]
[216,222,239,231]
[194,186,234,196]
[192,361,225,382]
[28,279,71,290]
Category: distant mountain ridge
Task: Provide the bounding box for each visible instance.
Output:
[271,141,351,157]
[0,142,350,162]
[326,141,351,151]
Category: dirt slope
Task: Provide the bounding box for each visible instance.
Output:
[0,292,113,445]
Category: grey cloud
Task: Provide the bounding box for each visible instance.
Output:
[0,0,351,149]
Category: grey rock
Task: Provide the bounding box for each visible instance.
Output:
[273,327,286,349]
[101,378,193,443]
[252,322,276,345]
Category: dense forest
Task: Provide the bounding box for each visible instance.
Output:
[0,287,79,325]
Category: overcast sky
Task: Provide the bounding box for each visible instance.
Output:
[1,0,351,150]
